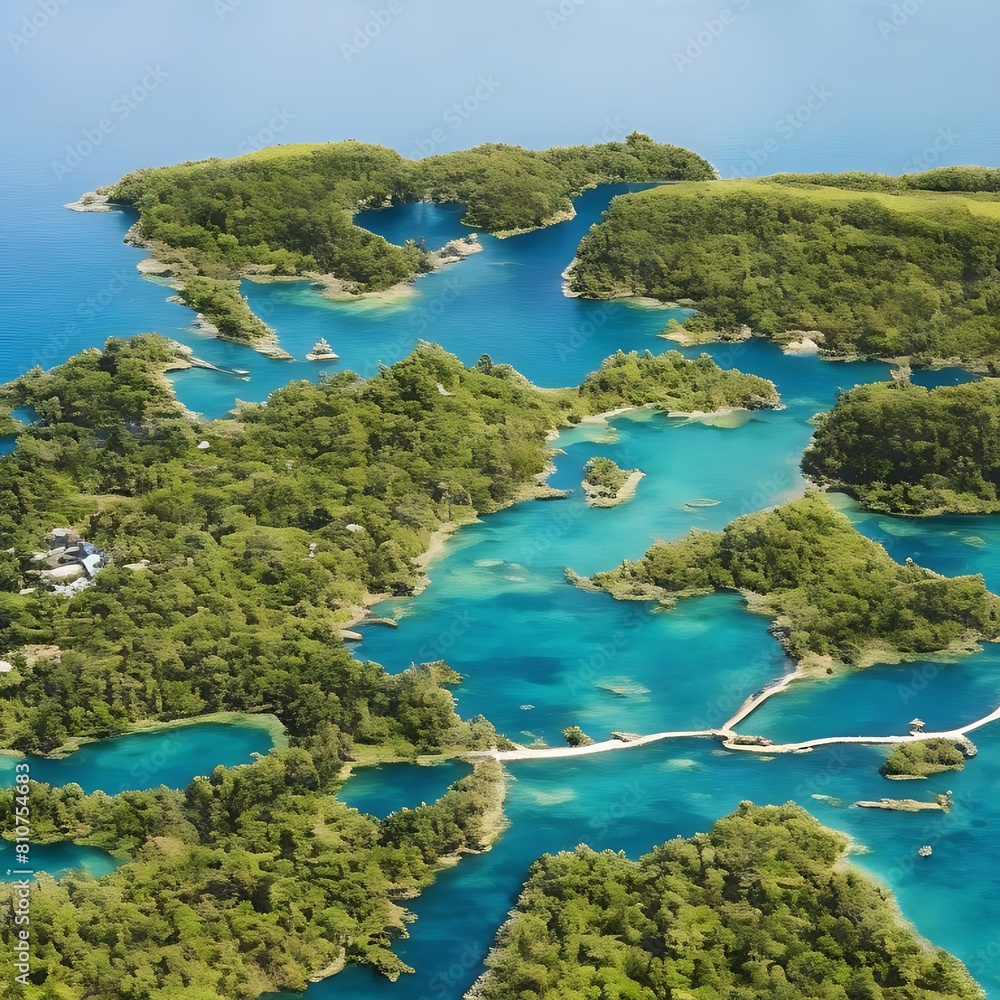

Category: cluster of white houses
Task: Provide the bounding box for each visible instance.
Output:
[30,528,108,586]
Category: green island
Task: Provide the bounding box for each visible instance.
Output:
[470,802,981,1000]
[581,456,643,507]
[882,739,968,779]
[97,135,713,351]
[0,336,775,995]
[803,379,1000,515]
[576,348,778,412]
[587,493,1000,669]
[561,725,595,747]
[567,169,1000,368]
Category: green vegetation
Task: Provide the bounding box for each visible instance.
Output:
[0,407,23,437]
[569,171,1000,367]
[177,277,276,346]
[578,349,779,412]
[882,739,967,778]
[0,337,779,995]
[768,166,1000,196]
[475,802,981,1000]
[104,135,713,347]
[590,494,1000,666]
[803,379,1000,514]
[0,337,558,750]
[582,456,628,494]
[0,757,506,996]
[561,725,594,747]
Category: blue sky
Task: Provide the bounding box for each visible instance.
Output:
[3,0,999,191]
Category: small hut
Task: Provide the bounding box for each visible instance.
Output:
[909,718,926,734]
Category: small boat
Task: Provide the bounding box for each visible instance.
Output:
[918,845,932,858]
[306,338,339,362]
[684,498,721,508]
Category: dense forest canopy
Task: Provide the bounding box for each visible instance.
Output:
[590,493,1000,665]
[569,169,1000,368]
[473,802,981,1000]
[802,378,1000,514]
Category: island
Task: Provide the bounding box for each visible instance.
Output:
[585,493,1000,670]
[0,335,778,995]
[469,802,981,1000]
[803,378,1000,514]
[881,738,970,778]
[86,134,714,354]
[855,793,953,812]
[581,456,644,507]
[305,337,339,362]
[566,168,1000,369]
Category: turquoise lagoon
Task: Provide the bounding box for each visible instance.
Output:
[3,188,1000,997]
[337,760,473,820]
[0,841,122,885]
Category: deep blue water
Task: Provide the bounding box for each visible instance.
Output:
[0,841,122,885]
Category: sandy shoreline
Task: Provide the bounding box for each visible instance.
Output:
[412,517,480,594]
[246,236,484,307]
